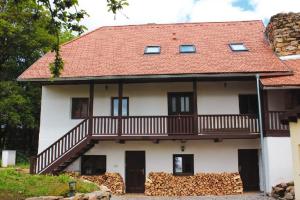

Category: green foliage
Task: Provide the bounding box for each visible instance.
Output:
[107,0,129,14]
[0,0,53,152]
[0,169,98,199]
[0,82,35,128]
[60,30,76,44]
[0,0,55,80]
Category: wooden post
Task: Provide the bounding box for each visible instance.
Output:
[118,82,123,136]
[193,80,198,134]
[88,83,94,136]
[261,90,269,136]
[29,156,37,174]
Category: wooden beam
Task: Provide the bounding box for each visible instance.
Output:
[118,82,123,136]
[193,80,198,134]
[261,90,269,137]
[88,83,94,136]
[91,133,260,141]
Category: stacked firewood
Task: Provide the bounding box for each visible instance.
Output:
[65,172,124,195]
[81,173,125,195]
[145,172,243,196]
[271,182,295,200]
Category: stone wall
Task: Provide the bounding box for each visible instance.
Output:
[266,13,300,56]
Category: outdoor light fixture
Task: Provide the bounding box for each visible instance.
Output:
[181,145,185,152]
[180,140,186,152]
[68,181,77,197]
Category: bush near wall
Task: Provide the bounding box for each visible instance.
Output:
[145,172,243,196]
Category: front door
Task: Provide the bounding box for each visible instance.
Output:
[167,92,194,134]
[238,149,260,191]
[125,151,145,193]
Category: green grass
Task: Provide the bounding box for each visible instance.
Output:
[0,168,99,200]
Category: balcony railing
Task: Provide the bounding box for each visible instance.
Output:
[266,111,289,136]
[91,114,260,136]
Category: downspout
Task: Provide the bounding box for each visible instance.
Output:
[256,74,267,195]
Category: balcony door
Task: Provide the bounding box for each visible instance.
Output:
[167,92,194,134]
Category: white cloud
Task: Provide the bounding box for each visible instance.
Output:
[77,0,300,32]
[78,0,195,31]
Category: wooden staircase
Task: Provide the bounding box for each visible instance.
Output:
[30,119,95,174]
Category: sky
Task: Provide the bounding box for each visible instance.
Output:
[77,0,300,32]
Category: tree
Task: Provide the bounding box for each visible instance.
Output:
[0,0,55,153]
[35,0,128,77]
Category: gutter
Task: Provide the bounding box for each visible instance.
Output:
[256,74,267,195]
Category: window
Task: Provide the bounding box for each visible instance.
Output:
[71,98,89,119]
[144,46,160,54]
[179,45,196,53]
[173,154,194,175]
[229,43,248,51]
[168,93,193,115]
[239,95,258,115]
[81,155,106,175]
[111,97,129,116]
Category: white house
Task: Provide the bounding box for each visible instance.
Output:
[18,16,300,194]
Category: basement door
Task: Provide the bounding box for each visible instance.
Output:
[238,149,260,191]
[125,151,145,193]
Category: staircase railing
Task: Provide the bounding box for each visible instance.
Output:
[32,119,89,174]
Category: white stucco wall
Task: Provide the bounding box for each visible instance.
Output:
[39,85,89,153]
[263,137,293,193]
[66,139,260,181]
[38,81,256,152]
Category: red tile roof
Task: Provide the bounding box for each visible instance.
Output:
[261,59,300,87]
[18,20,291,81]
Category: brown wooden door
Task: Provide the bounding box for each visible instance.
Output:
[238,149,260,191]
[125,151,145,193]
[167,92,194,134]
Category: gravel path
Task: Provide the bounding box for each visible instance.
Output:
[111,193,274,200]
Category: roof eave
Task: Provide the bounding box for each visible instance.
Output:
[17,71,293,83]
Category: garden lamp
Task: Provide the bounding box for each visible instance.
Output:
[68,181,76,197]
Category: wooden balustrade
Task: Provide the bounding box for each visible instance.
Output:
[33,119,89,174]
[266,111,289,132]
[198,114,259,133]
[92,114,260,136]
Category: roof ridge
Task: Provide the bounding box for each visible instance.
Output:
[97,20,263,29]
[60,20,264,47]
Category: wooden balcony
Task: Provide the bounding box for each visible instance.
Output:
[90,114,260,140]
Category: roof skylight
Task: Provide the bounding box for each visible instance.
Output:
[145,46,161,54]
[229,43,248,51]
[180,45,196,53]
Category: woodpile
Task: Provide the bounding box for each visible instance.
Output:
[271,182,295,200]
[145,172,243,196]
[81,173,125,195]
[66,172,125,195]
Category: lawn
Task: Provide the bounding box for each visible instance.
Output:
[0,168,99,200]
